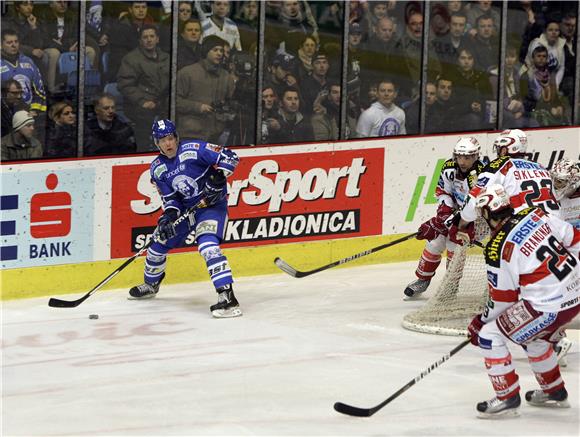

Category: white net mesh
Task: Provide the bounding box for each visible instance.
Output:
[402,219,490,336]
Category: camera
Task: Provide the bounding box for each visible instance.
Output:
[232,52,255,80]
[213,100,240,122]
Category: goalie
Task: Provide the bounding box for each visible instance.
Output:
[404,137,485,298]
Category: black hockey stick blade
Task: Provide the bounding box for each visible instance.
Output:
[274,232,418,278]
[334,338,471,417]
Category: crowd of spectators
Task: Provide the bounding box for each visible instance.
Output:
[1,0,578,161]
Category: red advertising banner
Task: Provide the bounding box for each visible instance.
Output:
[110,148,384,258]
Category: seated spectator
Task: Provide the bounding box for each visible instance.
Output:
[520,45,569,126]
[177,1,193,24]
[45,100,76,158]
[200,1,242,52]
[466,0,500,36]
[367,16,397,53]
[560,12,577,106]
[1,79,29,137]
[261,85,281,143]
[405,82,437,135]
[268,86,313,143]
[364,1,390,39]
[296,35,317,83]
[107,1,156,82]
[84,93,137,156]
[462,13,499,73]
[3,1,45,64]
[0,29,46,114]
[41,1,96,94]
[177,19,202,70]
[449,47,493,130]
[318,2,342,31]
[117,24,170,151]
[426,75,458,133]
[1,110,42,160]
[506,1,544,64]
[264,52,298,100]
[176,35,234,142]
[86,0,111,66]
[488,45,531,129]
[526,19,566,89]
[356,79,406,137]
[431,12,468,76]
[301,50,331,116]
[311,82,355,140]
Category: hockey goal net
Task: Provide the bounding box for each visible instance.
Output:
[402,219,490,336]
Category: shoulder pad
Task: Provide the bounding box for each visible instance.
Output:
[442,159,456,170]
[485,156,510,173]
[151,160,168,180]
[205,142,223,153]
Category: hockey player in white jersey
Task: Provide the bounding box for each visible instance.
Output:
[467,184,580,418]
[550,158,580,365]
[453,129,559,244]
[404,137,485,298]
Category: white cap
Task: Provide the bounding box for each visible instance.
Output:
[12,110,34,131]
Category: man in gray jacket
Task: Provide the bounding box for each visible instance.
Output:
[176,35,235,142]
[117,24,170,151]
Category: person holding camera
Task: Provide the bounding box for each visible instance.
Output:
[176,35,235,142]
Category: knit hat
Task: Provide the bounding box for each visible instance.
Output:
[201,35,226,58]
[12,110,34,131]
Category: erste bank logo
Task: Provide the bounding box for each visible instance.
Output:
[1,170,94,268]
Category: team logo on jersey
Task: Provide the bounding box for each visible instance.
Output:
[487,271,498,287]
[378,118,401,136]
[172,175,199,199]
[179,151,197,162]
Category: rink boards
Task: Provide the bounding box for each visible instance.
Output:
[1,127,578,299]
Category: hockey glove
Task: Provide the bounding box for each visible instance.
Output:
[468,314,484,346]
[155,209,179,243]
[449,222,475,246]
[203,171,227,206]
[417,204,454,241]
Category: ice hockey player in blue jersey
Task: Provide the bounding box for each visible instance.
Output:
[128,119,242,318]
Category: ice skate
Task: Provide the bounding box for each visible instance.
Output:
[476,393,521,419]
[404,278,430,299]
[525,387,570,408]
[128,273,164,300]
[555,337,572,367]
[210,285,242,318]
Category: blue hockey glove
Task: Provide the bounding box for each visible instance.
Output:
[155,209,179,242]
[203,171,227,206]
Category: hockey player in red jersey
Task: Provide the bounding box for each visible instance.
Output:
[454,129,559,244]
[404,137,484,298]
[467,184,580,418]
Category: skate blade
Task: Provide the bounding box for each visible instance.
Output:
[212,307,243,318]
[477,408,520,420]
[127,294,157,300]
[527,399,570,408]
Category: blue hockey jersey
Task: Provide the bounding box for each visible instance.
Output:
[0,54,47,112]
[150,140,239,214]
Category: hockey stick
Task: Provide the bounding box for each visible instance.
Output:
[274,232,419,278]
[334,338,471,417]
[48,201,205,308]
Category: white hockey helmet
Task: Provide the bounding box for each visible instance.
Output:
[551,158,580,200]
[493,129,528,156]
[454,137,481,157]
[475,184,512,222]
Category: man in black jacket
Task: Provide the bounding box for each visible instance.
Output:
[84,93,136,156]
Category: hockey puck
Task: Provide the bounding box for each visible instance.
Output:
[89,314,99,320]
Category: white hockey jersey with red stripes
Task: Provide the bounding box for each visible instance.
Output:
[435,159,484,209]
[483,207,580,322]
[461,156,559,223]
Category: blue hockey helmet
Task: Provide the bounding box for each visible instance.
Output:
[152,119,178,147]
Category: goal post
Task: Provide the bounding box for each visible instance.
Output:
[402,219,490,336]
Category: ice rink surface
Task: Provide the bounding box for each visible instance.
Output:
[2,261,579,436]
